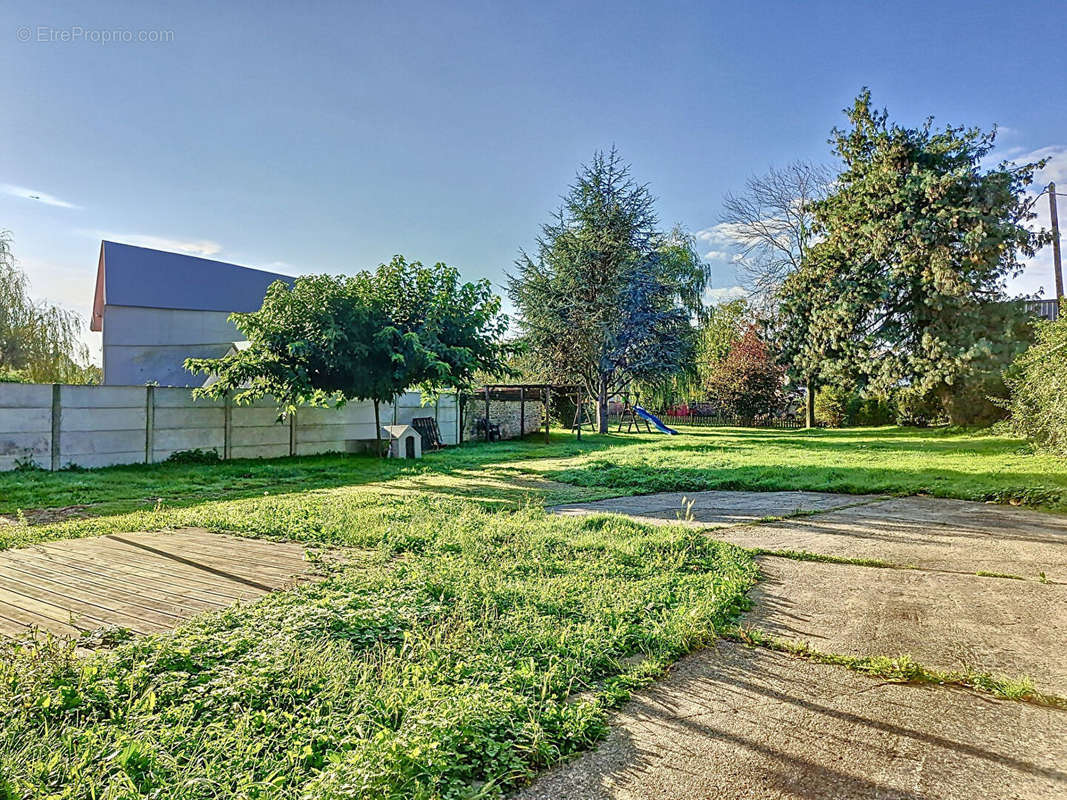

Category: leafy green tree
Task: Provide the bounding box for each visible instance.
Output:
[509,149,707,432]
[0,231,98,383]
[1000,313,1067,453]
[695,299,748,380]
[188,257,509,455]
[779,91,1047,424]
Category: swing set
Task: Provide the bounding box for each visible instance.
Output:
[569,389,677,438]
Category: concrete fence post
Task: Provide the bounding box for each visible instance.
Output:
[50,384,61,472]
[223,392,233,460]
[289,410,296,456]
[144,385,156,464]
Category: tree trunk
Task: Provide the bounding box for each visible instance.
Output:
[805,381,817,429]
[596,376,609,434]
[373,399,383,457]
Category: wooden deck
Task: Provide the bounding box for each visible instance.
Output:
[0,528,317,639]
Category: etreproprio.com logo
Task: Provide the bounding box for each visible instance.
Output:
[17,25,175,44]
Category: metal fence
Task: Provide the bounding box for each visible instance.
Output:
[605,412,803,430]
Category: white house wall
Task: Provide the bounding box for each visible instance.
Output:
[101,305,243,386]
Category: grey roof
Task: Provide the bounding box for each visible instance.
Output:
[91,241,293,330]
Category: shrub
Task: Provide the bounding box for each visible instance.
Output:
[895,387,945,428]
[704,327,784,424]
[814,385,851,428]
[164,448,221,465]
[1000,315,1067,453]
[853,395,896,426]
[815,386,895,428]
[936,373,1010,428]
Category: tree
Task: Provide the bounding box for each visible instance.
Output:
[778,90,1047,424]
[720,163,831,427]
[720,161,833,303]
[1000,313,1067,454]
[188,257,509,456]
[0,230,98,383]
[704,326,784,424]
[694,298,748,382]
[509,149,707,432]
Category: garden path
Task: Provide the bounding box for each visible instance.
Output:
[521,492,1067,799]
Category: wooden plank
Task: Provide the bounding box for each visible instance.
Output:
[104,535,289,591]
[0,613,35,638]
[0,555,213,618]
[0,602,82,638]
[0,567,174,632]
[4,549,226,612]
[32,540,260,599]
[149,532,311,574]
[0,585,106,633]
[0,529,322,640]
[165,529,309,558]
[31,542,259,602]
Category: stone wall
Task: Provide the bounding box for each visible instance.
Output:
[462,398,543,441]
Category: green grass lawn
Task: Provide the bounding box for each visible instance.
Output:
[2,426,1065,538]
[1,501,755,799]
[1,425,1065,798]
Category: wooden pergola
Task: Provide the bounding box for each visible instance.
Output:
[461,383,578,443]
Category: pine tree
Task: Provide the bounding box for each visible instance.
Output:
[509,149,706,432]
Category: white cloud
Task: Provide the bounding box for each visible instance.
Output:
[1,183,79,209]
[705,285,748,304]
[1004,145,1067,300]
[1018,145,1067,186]
[696,223,747,246]
[703,249,730,261]
[82,230,223,257]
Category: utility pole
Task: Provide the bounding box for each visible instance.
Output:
[1050,181,1063,301]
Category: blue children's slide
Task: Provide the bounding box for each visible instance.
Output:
[634,405,678,435]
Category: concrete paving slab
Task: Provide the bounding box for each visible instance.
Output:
[552,490,883,528]
[516,643,1067,800]
[714,497,1067,581]
[748,556,1067,693]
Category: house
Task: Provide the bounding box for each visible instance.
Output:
[91,241,293,386]
[1025,298,1061,322]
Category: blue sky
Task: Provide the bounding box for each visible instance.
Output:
[1,0,1065,360]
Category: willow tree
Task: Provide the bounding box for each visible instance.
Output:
[1,231,98,383]
[779,91,1047,425]
[509,149,707,432]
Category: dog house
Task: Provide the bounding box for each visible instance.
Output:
[381,424,422,459]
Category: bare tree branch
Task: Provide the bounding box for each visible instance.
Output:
[718,161,833,304]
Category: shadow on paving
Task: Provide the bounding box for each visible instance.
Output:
[516,644,1067,800]
[716,497,1067,581]
[747,556,1067,692]
[522,490,1067,797]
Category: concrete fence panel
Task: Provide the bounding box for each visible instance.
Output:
[0,383,464,471]
[0,383,53,471]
